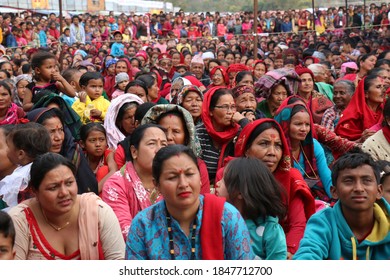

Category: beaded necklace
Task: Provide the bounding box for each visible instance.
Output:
[165,208,198,260]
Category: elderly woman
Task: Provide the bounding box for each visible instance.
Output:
[176,85,204,125]
[232,85,265,121]
[335,74,385,142]
[321,80,355,131]
[195,86,249,184]
[362,98,390,161]
[166,77,191,103]
[141,104,209,194]
[9,153,124,260]
[0,81,26,125]
[13,74,31,107]
[102,124,168,239]
[126,145,254,260]
[255,68,299,118]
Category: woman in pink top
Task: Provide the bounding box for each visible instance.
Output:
[102,124,168,239]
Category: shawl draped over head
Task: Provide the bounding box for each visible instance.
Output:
[169,77,191,103]
[209,66,229,86]
[176,85,204,106]
[201,86,240,145]
[335,77,384,141]
[32,92,82,140]
[254,68,300,99]
[141,104,201,157]
[274,96,319,180]
[234,118,315,241]
[103,93,144,149]
[231,85,256,99]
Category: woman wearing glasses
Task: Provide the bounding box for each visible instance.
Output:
[195,86,249,185]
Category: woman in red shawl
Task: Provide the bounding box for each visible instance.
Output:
[335,74,385,142]
[105,58,134,100]
[226,64,250,87]
[208,66,229,88]
[295,66,333,124]
[234,118,315,257]
[195,86,249,184]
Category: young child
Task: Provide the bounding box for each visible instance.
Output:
[61,68,83,106]
[0,125,17,210]
[294,151,390,260]
[22,51,76,112]
[0,123,51,210]
[0,211,15,260]
[59,28,72,46]
[79,123,117,193]
[111,72,129,99]
[72,72,111,124]
[110,30,125,58]
[216,157,287,260]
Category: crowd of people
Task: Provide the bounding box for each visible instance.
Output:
[0,4,390,260]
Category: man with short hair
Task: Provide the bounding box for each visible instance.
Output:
[294,151,390,260]
[190,55,210,87]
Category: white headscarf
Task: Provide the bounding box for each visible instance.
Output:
[103,94,144,149]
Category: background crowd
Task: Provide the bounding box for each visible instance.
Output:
[0,3,390,260]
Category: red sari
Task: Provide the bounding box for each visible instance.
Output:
[235,118,315,254]
[335,77,384,141]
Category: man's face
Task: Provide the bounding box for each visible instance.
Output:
[332,165,382,213]
[190,63,204,79]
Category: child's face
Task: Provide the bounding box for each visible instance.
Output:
[6,136,22,166]
[215,175,229,200]
[36,58,57,81]
[382,176,390,204]
[0,233,15,260]
[0,130,15,179]
[81,130,107,158]
[114,33,122,42]
[83,78,104,100]
[332,164,382,212]
[117,80,129,91]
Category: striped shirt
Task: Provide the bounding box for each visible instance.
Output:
[196,123,221,184]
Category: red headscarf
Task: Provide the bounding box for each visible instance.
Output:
[202,86,240,145]
[335,77,384,141]
[227,64,251,87]
[294,65,314,80]
[209,66,229,87]
[234,118,315,253]
[274,96,319,179]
